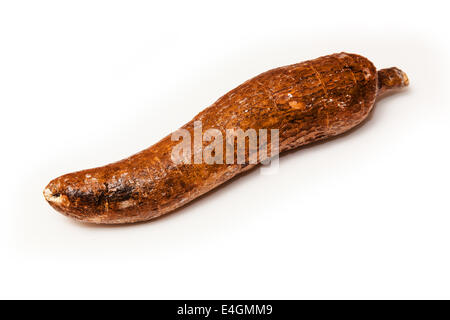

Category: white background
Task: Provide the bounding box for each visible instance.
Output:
[1,0,449,299]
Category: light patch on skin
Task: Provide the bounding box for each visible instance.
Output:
[81,215,107,224]
[337,101,347,109]
[84,173,97,182]
[363,68,372,80]
[289,100,305,110]
[118,199,135,209]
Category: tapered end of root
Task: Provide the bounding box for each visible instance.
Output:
[43,181,71,213]
[377,67,409,96]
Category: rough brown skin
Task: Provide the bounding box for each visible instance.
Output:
[44,52,409,224]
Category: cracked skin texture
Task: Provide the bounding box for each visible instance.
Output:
[44,52,409,224]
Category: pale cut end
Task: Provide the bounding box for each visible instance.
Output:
[43,185,69,206]
[377,67,409,96]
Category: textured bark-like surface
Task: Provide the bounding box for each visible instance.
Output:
[44,52,409,224]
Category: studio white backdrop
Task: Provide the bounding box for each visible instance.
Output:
[1,0,449,299]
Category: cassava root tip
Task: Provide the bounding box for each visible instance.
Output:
[377,67,409,95]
